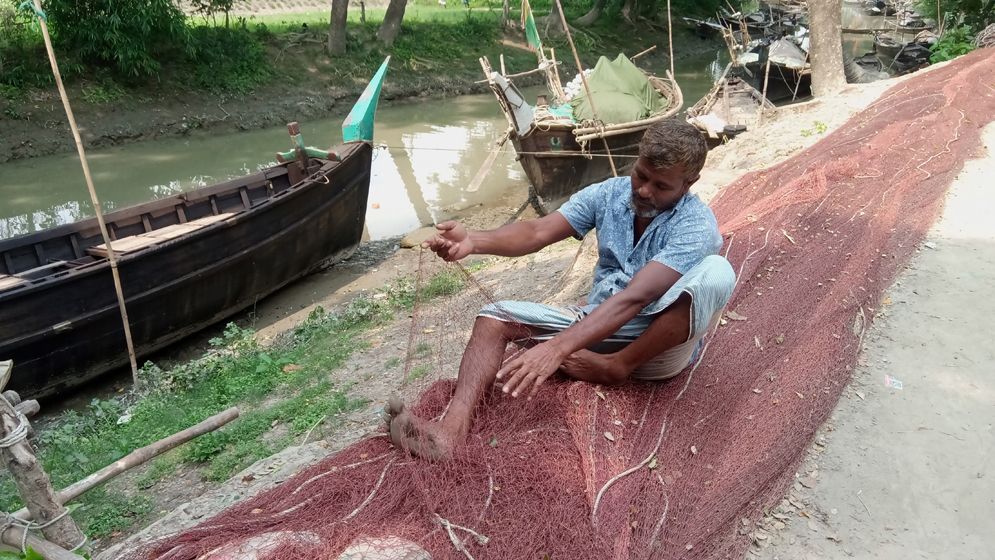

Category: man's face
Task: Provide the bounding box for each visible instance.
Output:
[629,157,699,219]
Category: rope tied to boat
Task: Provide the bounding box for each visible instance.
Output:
[0,510,87,553]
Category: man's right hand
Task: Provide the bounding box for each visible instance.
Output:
[423,221,475,261]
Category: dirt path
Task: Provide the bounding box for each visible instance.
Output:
[751,123,995,560]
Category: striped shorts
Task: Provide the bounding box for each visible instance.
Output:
[479,254,736,380]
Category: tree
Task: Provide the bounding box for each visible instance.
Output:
[542,0,566,35]
[501,0,513,29]
[327,0,349,55]
[576,0,608,26]
[377,0,408,47]
[621,0,638,23]
[808,0,846,96]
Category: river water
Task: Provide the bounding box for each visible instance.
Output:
[0,50,721,243]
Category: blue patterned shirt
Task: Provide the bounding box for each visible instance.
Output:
[557,176,723,308]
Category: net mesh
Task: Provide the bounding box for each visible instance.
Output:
[136,50,995,560]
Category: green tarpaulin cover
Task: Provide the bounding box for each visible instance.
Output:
[568,54,665,124]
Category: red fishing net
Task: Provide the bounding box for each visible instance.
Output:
[138,50,995,560]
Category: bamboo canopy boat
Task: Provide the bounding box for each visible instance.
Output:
[687,63,775,145]
[0,59,390,398]
[478,5,683,214]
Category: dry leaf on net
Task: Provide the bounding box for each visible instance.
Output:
[603,431,616,442]
[725,310,748,321]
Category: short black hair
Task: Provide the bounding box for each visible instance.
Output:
[638,118,708,177]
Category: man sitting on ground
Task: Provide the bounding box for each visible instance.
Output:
[386,119,736,460]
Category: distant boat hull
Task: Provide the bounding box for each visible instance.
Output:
[0,142,372,397]
[512,126,644,213]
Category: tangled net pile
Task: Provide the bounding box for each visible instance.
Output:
[139,51,995,560]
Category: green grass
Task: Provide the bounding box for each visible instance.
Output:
[0,267,474,542]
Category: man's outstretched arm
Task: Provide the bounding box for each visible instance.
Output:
[497,261,682,398]
[423,213,577,261]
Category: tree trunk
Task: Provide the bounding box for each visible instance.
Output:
[809,0,846,96]
[0,397,85,551]
[327,0,349,55]
[501,0,511,29]
[377,0,409,47]
[576,0,607,26]
[621,0,638,23]
[543,0,565,35]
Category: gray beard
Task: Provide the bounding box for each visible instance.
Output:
[630,198,662,219]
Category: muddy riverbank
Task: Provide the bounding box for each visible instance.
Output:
[0,28,720,165]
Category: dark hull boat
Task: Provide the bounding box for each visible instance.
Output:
[687,65,775,146]
[740,37,812,102]
[0,60,389,398]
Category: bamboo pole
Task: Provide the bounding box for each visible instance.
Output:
[473,62,561,83]
[551,0,618,177]
[466,129,512,193]
[29,0,140,384]
[499,53,507,75]
[631,44,658,60]
[0,526,83,560]
[14,407,240,521]
[666,0,675,77]
[757,58,770,125]
[550,48,564,102]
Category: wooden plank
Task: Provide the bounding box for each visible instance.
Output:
[140,223,201,241]
[239,187,252,210]
[0,276,25,292]
[69,235,82,259]
[187,212,235,226]
[86,213,236,257]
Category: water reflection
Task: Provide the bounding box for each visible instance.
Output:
[0,48,724,243]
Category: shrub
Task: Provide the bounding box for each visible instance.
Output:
[930,26,976,62]
[43,0,189,78]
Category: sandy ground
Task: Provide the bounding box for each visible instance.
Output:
[750,124,995,560]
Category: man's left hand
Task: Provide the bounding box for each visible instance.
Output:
[496,343,566,400]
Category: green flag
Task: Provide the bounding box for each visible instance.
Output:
[521,0,542,52]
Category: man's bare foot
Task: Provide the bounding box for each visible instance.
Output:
[561,349,630,384]
[384,396,456,461]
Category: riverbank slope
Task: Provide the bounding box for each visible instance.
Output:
[0,11,717,164]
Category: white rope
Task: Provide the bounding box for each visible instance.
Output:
[0,510,86,554]
[0,413,29,448]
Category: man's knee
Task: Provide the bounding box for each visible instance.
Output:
[697,254,736,305]
[472,315,524,341]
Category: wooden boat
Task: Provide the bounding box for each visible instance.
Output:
[687,64,775,146]
[480,52,682,214]
[874,32,906,60]
[739,37,812,102]
[0,59,390,398]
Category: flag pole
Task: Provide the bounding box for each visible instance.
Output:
[28,0,141,385]
[551,0,618,177]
